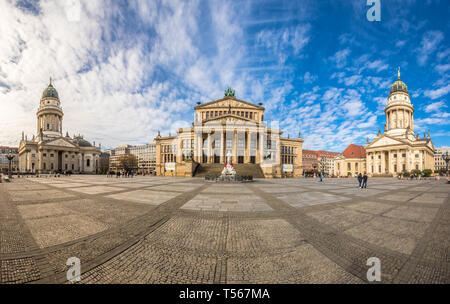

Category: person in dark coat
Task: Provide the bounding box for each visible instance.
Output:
[358,173,362,188]
[362,172,368,188]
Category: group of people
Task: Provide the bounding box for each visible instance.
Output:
[107,171,134,178]
[357,173,368,188]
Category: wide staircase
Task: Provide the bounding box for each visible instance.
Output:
[194,163,265,178]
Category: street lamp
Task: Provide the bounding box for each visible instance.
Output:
[6,154,15,179]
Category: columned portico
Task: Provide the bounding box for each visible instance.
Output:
[154,90,303,177]
[18,79,101,174]
[366,69,434,176]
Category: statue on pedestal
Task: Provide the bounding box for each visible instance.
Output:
[221,151,236,176]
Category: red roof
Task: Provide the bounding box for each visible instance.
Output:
[302,150,340,158]
[316,150,340,158]
[342,144,366,158]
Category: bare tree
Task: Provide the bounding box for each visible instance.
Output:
[118,153,138,172]
[318,157,327,173]
[99,154,110,174]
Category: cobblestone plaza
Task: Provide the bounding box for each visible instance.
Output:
[0,176,448,284]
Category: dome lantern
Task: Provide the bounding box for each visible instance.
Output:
[41,77,59,99]
[389,67,408,95]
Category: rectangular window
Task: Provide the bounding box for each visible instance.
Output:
[415,154,419,158]
[215,111,218,117]
[245,112,248,118]
[402,153,406,157]
[394,164,397,172]
[378,155,381,159]
[402,164,405,171]
[347,163,351,171]
[393,154,397,158]
[250,112,253,119]
[379,165,381,173]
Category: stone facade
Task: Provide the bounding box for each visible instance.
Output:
[334,144,367,177]
[0,146,19,173]
[366,70,434,176]
[18,79,100,173]
[108,143,156,173]
[154,93,303,177]
[434,147,450,172]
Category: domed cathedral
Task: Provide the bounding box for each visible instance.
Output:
[366,69,435,176]
[18,79,101,173]
[154,88,304,178]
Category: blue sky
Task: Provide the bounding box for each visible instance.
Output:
[0,0,449,151]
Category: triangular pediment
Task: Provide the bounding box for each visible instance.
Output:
[195,97,263,110]
[367,135,406,148]
[203,114,256,124]
[45,137,77,148]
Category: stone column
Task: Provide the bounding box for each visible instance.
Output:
[386,112,390,130]
[387,150,390,174]
[232,129,237,164]
[197,133,202,163]
[244,130,250,163]
[220,131,224,163]
[411,112,413,129]
[256,129,261,164]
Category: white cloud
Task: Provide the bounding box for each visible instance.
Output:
[395,40,406,48]
[424,101,447,113]
[435,64,450,74]
[303,71,317,84]
[437,48,450,61]
[416,30,444,66]
[0,0,292,148]
[256,24,310,64]
[365,60,389,72]
[330,48,351,69]
[424,84,450,100]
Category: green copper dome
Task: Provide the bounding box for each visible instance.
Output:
[390,68,408,95]
[390,79,408,94]
[73,136,92,147]
[42,78,59,99]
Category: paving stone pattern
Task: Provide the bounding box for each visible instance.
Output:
[0,175,448,284]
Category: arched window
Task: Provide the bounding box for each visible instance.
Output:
[87,159,90,167]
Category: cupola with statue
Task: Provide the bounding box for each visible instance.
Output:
[37,77,64,138]
[385,68,414,136]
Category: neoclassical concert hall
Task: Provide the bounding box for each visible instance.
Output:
[155,89,303,178]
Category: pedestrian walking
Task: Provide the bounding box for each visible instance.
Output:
[362,172,368,188]
[357,173,362,188]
